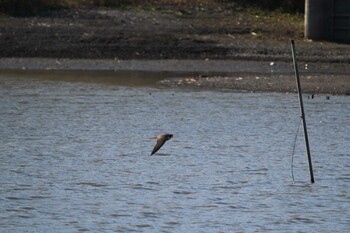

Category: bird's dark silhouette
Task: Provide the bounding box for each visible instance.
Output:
[151,134,173,155]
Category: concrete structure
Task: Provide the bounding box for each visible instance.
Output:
[305,0,350,42]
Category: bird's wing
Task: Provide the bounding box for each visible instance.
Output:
[151,139,166,155]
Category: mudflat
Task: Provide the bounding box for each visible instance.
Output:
[0,7,349,94]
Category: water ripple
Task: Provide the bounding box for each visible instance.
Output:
[1,72,349,232]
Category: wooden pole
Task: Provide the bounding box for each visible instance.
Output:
[290,39,315,183]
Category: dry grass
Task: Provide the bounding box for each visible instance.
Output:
[54,0,224,8]
[0,0,302,16]
[0,0,219,16]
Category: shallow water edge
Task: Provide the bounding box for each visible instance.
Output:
[0,65,349,95]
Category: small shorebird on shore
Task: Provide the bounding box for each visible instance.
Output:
[151,134,173,155]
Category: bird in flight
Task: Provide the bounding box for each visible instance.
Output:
[151,134,173,155]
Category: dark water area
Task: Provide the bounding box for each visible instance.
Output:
[1,70,349,232]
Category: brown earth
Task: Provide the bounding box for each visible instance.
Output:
[0,7,349,94]
[0,7,349,61]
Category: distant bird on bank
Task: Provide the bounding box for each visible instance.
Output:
[151,134,173,155]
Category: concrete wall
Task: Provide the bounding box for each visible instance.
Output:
[305,0,350,42]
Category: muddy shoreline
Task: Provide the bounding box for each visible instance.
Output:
[1,58,349,95]
[1,8,350,62]
[0,8,349,94]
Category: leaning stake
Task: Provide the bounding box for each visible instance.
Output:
[290,39,315,183]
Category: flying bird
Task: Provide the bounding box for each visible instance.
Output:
[151,134,173,155]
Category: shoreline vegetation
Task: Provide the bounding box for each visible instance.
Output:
[0,0,349,94]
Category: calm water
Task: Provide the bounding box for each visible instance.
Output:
[0,70,349,232]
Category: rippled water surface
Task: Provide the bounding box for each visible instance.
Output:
[1,70,349,232]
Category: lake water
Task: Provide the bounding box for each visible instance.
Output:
[1,70,349,232]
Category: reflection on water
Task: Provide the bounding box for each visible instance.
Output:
[0,69,173,86]
[0,70,349,232]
